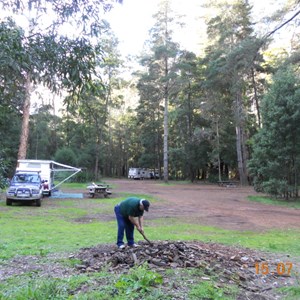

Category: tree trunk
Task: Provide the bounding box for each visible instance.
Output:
[251,68,261,128]
[163,91,169,183]
[94,129,102,180]
[241,126,250,182]
[18,74,32,160]
[187,81,196,183]
[163,57,169,183]
[216,119,222,182]
[235,93,248,185]
[236,125,247,184]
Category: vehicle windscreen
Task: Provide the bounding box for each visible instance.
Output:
[12,174,40,184]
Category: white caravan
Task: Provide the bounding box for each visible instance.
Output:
[128,167,151,179]
[16,159,81,196]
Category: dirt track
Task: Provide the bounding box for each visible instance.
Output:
[107,179,300,231]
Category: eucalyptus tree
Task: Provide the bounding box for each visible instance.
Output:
[248,66,300,199]
[60,29,123,179]
[110,110,140,177]
[0,19,25,165]
[166,50,209,181]
[202,0,264,185]
[136,0,183,182]
[0,0,122,162]
[135,64,164,173]
[98,33,124,177]
[0,152,9,189]
[27,104,64,160]
[135,92,163,171]
[0,103,21,163]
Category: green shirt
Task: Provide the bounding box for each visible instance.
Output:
[119,197,144,218]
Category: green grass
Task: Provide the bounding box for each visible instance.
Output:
[147,219,300,255]
[0,195,300,260]
[0,264,240,300]
[0,271,115,300]
[58,180,114,190]
[0,193,158,259]
[248,195,300,209]
[279,286,300,300]
[188,280,238,300]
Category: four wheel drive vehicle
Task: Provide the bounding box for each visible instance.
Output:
[6,171,43,207]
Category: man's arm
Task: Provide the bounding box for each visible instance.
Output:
[138,216,144,233]
[128,215,144,233]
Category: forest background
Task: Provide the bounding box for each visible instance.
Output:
[1,0,300,199]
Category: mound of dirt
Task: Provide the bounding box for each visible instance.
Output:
[73,241,297,299]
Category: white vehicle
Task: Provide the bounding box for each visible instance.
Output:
[16,160,53,196]
[9,159,81,199]
[128,167,141,179]
[140,168,151,179]
[128,167,151,179]
[149,170,160,179]
[6,171,43,206]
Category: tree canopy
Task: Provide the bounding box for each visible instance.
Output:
[1,0,300,199]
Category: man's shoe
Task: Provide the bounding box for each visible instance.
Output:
[118,244,125,249]
[129,243,139,248]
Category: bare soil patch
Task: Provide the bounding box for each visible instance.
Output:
[106,179,300,231]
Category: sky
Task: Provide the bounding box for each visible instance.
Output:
[104,0,286,57]
[104,0,203,55]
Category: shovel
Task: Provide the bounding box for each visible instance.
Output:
[138,229,152,245]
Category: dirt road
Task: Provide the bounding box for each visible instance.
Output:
[107,179,300,231]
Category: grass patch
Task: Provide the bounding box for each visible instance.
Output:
[188,280,238,300]
[1,193,300,259]
[279,286,300,300]
[59,180,115,190]
[0,200,299,260]
[0,217,117,259]
[248,195,300,209]
[0,278,70,300]
[115,263,163,295]
[0,193,158,260]
[0,264,240,300]
[0,271,113,300]
[148,219,300,256]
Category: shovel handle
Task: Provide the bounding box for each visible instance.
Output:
[138,230,152,245]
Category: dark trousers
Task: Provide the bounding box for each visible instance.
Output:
[114,205,134,246]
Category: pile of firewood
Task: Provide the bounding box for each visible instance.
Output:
[73,240,296,297]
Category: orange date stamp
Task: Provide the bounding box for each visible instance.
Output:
[255,262,294,275]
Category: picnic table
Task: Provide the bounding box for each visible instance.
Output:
[87,182,112,198]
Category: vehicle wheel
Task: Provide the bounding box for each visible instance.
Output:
[36,198,41,207]
[6,198,12,206]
